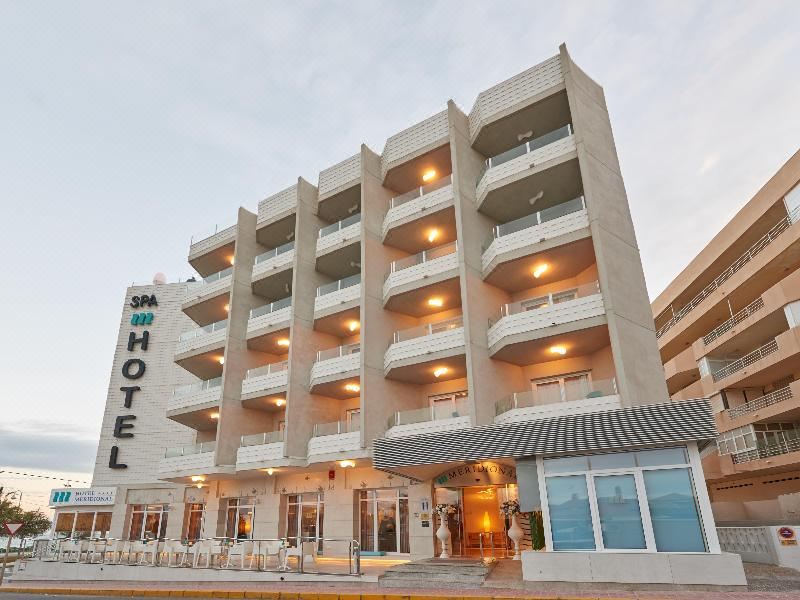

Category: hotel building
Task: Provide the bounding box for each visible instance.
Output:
[43,45,743,587]
[653,151,800,523]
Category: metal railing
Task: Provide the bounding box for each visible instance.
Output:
[732,435,800,464]
[190,223,236,246]
[245,361,288,379]
[173,377,222,397]
[711,339,780,382]
[178,319,228,342]
[249,297,292,319]
[483,196,585,250]
[318,213,361,237]
[392,316,463,344]
[316,343,361,362]
[287,536,361,575]
[164,441,216,458]
[702,297,765,346]
[478,124,573,182]
[726,385,793,420]
[388,240,457,274]
[316,273,361,297]
[495,378,618,416]
[312,420,360,437]
[241,430,284,447]
[390,174,453,209]
[388,397,469,428]
[255,241,295,264]
[656,206,800,339]
[489,281,600,327]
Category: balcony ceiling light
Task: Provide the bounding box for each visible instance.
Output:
[339,460,356,468]
[422,169,437,183]
[347,320,360,332]
[277,338,290,347]
[427,297,444,308]
[210,411,220,419]
[344,383,361,393]
[532,263,549,279]
[275,398,285,407]
[218,356,225,365]
[224,303,230,312]
[265,468,275,476]
[229,256,235,265]
[427,228,440,243]
[549,345,567,355]
[190,475,206,482]
[433,366,449,378]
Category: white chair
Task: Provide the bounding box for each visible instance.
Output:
[59,539,88,562]
[85,539,108,563]
[191,539,225,568]
[103,539,128,564]
[160,539,189,567]
[127,540,147,565]
[282,540,316,571]
[139,540,161,566]
[260,540,284,570]
[223,540,255,569]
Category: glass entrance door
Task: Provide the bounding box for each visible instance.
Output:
[286,493,324,552]
[358,489,410,554]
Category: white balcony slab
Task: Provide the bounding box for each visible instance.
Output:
[189,225,236,261]
[241,371,289,397]
[258,185,297,226]
[494,394,621,425]
[158,451,215,476]
[488,294,605,348]
[383,252,458,300]
[307,431,361,457]
[319,153,360,201]
[314,283,361,314]
[382,183,454,238]
[310,352,360,383]
[381,110,449,180]
[175,327,226,357]
[384,327,465,370]
[181,275,232,308]
[252,250,294,281]
[167,387,222,414]
[476,134,576,204]
[482,208,589,272]
[316,222,361,256]
[247,306,292,334]
[385,415,470,439]
[236,442,284,468]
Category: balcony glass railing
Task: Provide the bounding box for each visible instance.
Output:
[478,124,573,182]
[164,441,216,458]
[316,343,361,362]
[388,241,458,274]
[178,319,228,343]
[390,174,453,209]
[319,213,361,238]
[202,266,233,284]
[316,273,361,297]
[312,420,360,437]
[489,281,600,327]
[483,196,585,250]
[190,223,236,246]
[255,241,295,264]
[245,361,288,379]
[495,378,618,416]
[173,377,222,398]
[387,397,469,429]
[249,297,292,319]
[392,316,463,344]
[240,430,284,447]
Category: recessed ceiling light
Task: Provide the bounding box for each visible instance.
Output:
[224,304,230,312]
[433,367,449,378]
[345,383,361,393]
[427,228,440,243]
[549,345,567,355]
[427,297,444,308]
[229,256,235,265]
[422,169,437,183]
[218,356,225,365]
[190,475,205,482]
[275,398,285,407]
[347,320,360,332]
[265,468,275,476]
[277,338,290,347]
[533,264,549,279]
[210,412,220,420]
[339,460,355,468]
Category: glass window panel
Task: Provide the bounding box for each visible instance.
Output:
[399,496,410,553]
[286,501,298,547]
[377,498,398,552]
[522,296,549,310]
[534,381,563,405]
[594,475,646,549]
[563,374,590,402]
[55,512,75,537]
[635,447,687,467]
[545,475,595,550]
[93,512,112,537]
[544,455,590,474]
[129,510,144,541]
[359,494,375,552]
[643,468,706,552]
[185,504,204,542]
[589,451,636,470]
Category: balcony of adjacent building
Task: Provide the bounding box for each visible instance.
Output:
[240,361,288,409]
[494,374,620,425]
[384,315,466,383]
[383,241,460,311]
[714,421,800,476]
[166,377,222,429]
[236,430,287,473]
[181,264,233,326]
[158,441,221,481]
[316,213,362,279]
[654,199,800,363]
[251,241,295,300]
[717,379,800,433]
[381,110,450,189]
[309,342,361,398]
[314,274,361,320]
[246,297,292,351]
[487,279,607,364]
[188,223,237,275]
[664,346,701,396]
[318,153,361,223]
[384,390,470,439]
[174,319,227,379]
[307,416,364,463]
[257,185,297,250]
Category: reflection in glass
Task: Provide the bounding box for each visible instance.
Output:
[643,468,706,552]
[594,475,646,549]
[545,475,595,550]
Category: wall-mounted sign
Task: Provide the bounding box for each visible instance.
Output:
[130,295,158,308]
[130,312,154,326]
[778,526,797,545]
[434,462,517,487]
[50,487,116,507]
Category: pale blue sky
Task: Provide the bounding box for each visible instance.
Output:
[1,1,799,510]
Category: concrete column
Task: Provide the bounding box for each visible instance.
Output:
[322,471,355,557]
[408,482,436,560]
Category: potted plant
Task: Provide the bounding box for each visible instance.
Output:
[434,504,457,558]
[500,499,524,560]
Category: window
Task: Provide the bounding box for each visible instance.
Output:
[430,390,468,420]
[225,498,255,540]
[286,493,324,552]
[543,447,707,553]
[54,511,112,539]
[128,505,168,541]
[346,408,360,431]
[532,373,591,404]
[54,513,76,538]
[184,503,205,542]
[358,489,409,554]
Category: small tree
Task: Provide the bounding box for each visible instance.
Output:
[0,489,52,539]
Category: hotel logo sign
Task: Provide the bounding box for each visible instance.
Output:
[434,462,517,487]
[50,487,116,507]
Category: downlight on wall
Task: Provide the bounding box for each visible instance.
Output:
[339,460,356,468]
[532,263,549,279]
[422,169,437,183]
[433,366,449,378]
[549,345,567,356]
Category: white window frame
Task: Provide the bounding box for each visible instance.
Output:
[358,488,410,555]
[54,510,113,539]
[346,408,360,431]
[429,390,468,419]
[226,497,256,540]
[531,371,592,404]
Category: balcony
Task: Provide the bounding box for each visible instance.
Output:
[317,213,361,253]
[188,224,236,273]
[476,125,576,211]
[316,214,361,279]
[318,153,361,221]
[383,241,459,307]
[158,441,216,478]
[307,420,361,461]
[167,377,222,425]
[702,297,766,347]
[314,274,361,317]
[384,317,466,382]
[494,378,619,425]
[731,435,800,465]
[175,320,227,378]
[385,398,470,439]
[247,297,292,333]
[725,385,794,421]
[252,242,294,297]
[382,176,454,248]
[310,343,361,396]
[482,196,589,277]
[487,282,606,364]
[236,431,285,470]
[711,339,780,383]
[241,361,288,404]
[181,266,233,324]
[381,110,450,185]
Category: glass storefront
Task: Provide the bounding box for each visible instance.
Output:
[54,511,112,538]
[286,493,324,552]
[225,498,255,540]
[358,488,409,554]
[129,504,168,541]
[184,502,205,542]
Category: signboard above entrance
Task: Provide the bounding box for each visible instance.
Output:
[50,487,116,507]
[434,462,516,487]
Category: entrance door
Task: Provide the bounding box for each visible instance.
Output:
[287,493,324,552]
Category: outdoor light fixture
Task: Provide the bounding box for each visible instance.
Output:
[277,338,290,347]
[345,383,361,393]
[275,398,285,407]
[549,345,567,355]
[210,412,220,420]
[229,256,235,265]
[191,475,205,482]
[422,169,437,182]
[347,320,360,332]
[218,356,225,365]
[339,460,355,468]
[427,228,440,243]
[265,468,275,476]
[427,297,444,308]
[533,264,549,278]
[433,367,449,378]
[224,303,230,312]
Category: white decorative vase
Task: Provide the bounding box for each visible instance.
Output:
[508,513,523,560]
[436,517,451,558]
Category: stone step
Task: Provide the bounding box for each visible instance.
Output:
[378,558,494,589]
[379,576,486,589]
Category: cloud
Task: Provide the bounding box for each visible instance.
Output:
[699,154,720,175]
[0,423,97,474]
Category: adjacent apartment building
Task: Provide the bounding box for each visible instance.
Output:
[44,45,744,587]
[653,151,800,523]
